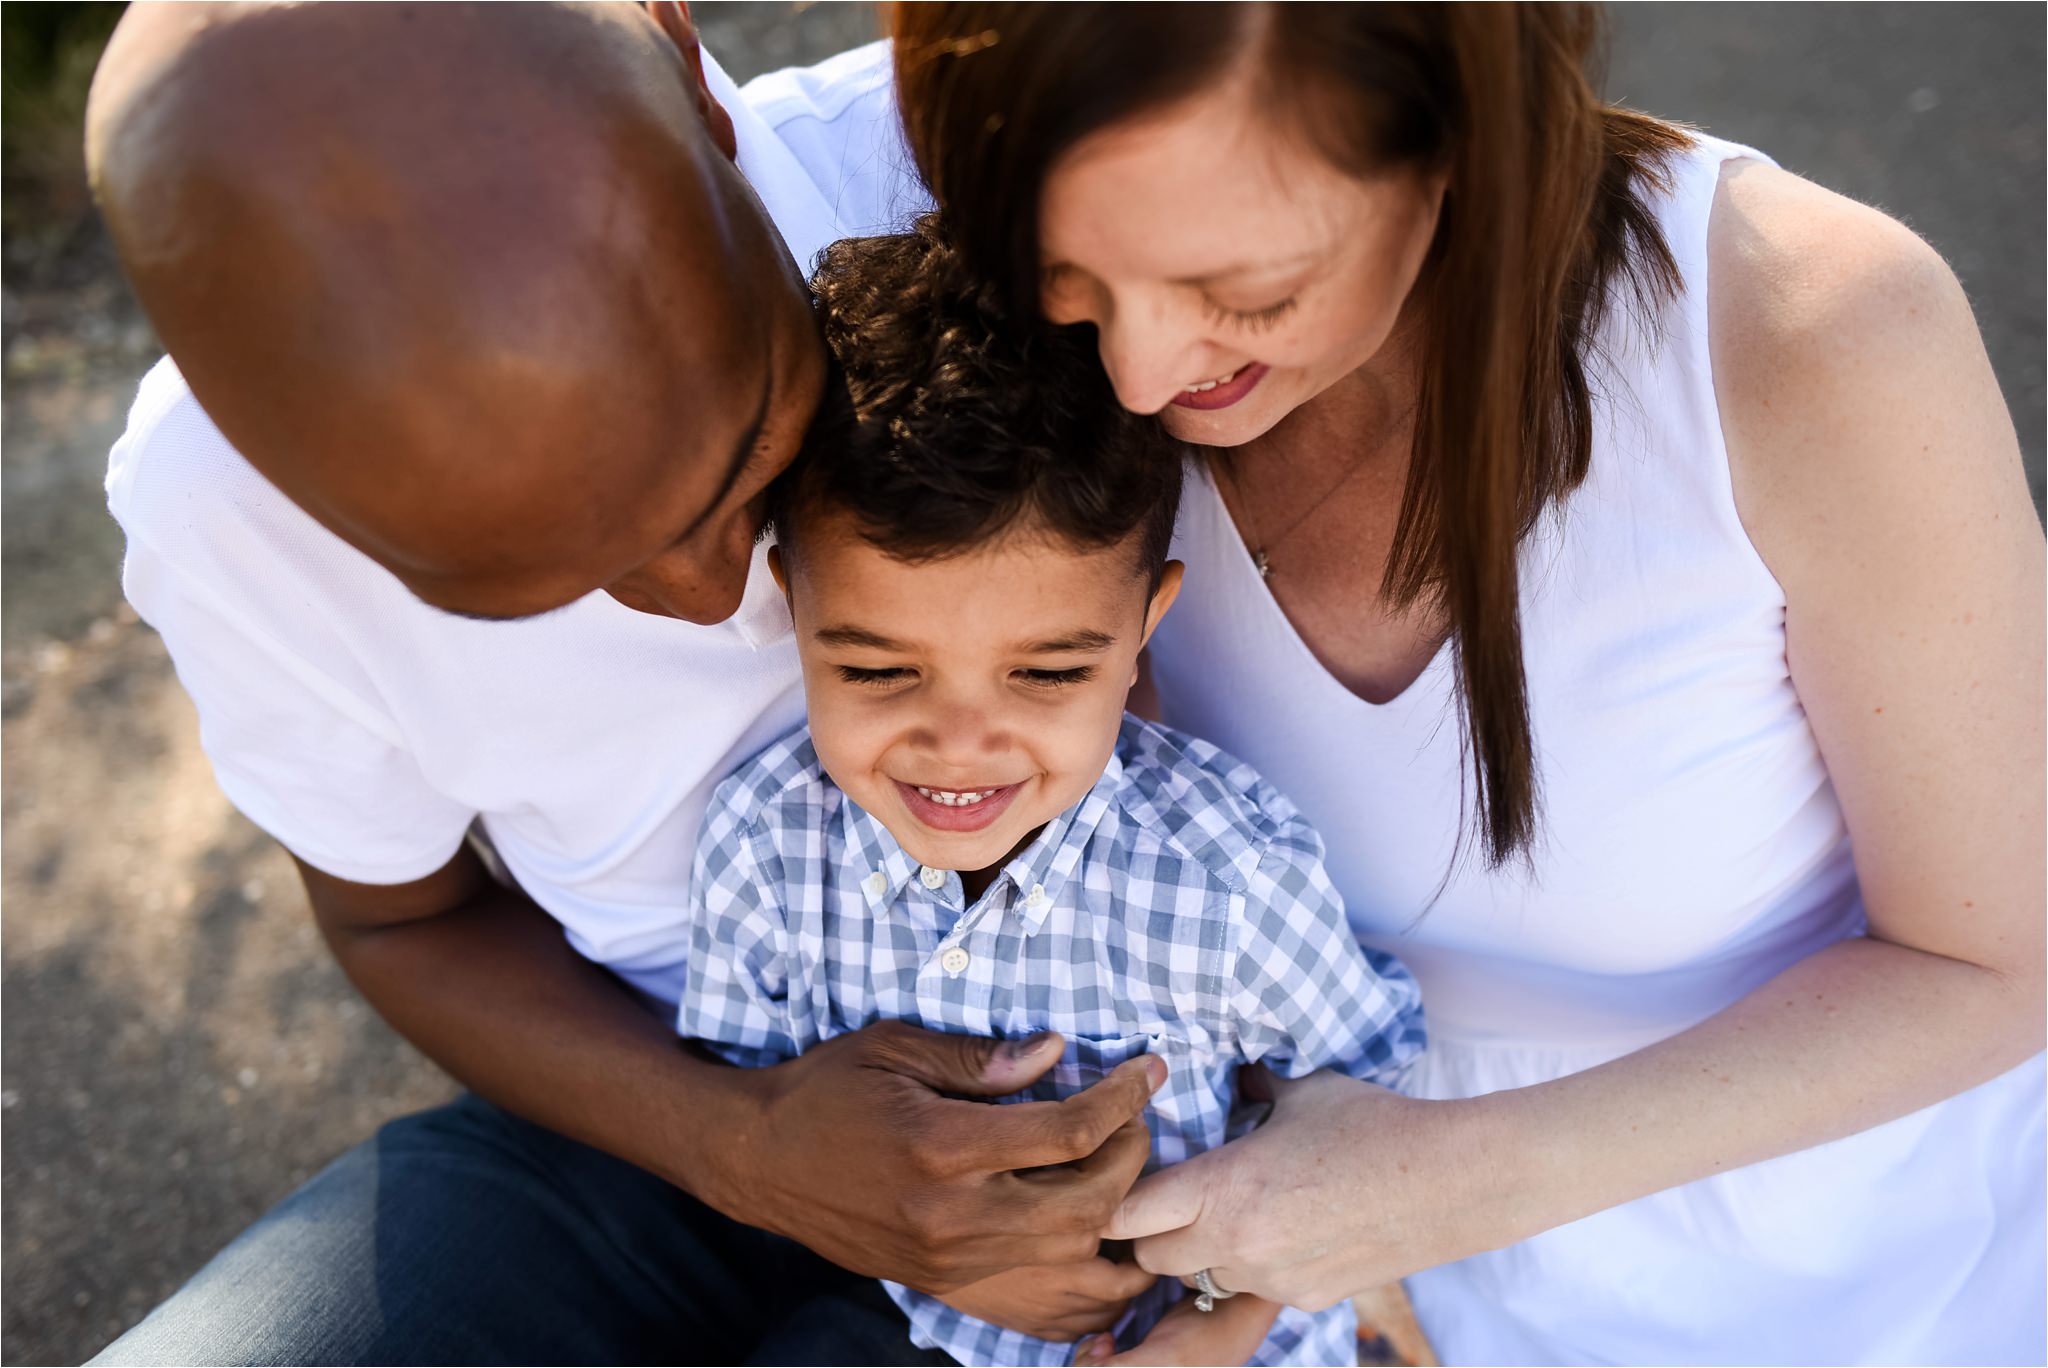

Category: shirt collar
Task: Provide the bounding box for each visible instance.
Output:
[702,49,845,286]
[840,749,1128,936]
[697,49,839,652]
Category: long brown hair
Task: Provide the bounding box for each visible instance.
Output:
[891,3,1692,867]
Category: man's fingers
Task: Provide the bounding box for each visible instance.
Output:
[862,1018,1069,1097]
[1096,1289,1280,1365]
[932,1054,1162,1179]
[1104,1154,1209,1241]
[1069,1254,1161,1303]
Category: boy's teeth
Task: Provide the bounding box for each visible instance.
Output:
[915,785,996,806]
[1183,366,1243,394]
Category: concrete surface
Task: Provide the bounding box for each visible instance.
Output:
[2,4,2040,1364]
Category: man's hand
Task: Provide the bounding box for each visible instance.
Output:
[937,1245,1158,1341]
[1074,1292,1282,1365]
[705,1020,1165,1292]
[299,851,1163,1295]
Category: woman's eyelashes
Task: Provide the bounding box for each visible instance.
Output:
[1203,294,1299,331]
[830,664,1097,689]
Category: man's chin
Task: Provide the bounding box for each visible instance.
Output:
[603,583,741,625]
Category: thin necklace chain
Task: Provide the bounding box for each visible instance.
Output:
[1215,441,1380,582]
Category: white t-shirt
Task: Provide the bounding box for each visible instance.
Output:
[104,42,927,1006]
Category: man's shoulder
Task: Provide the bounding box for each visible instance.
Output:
[105,359,428,626]
[1105,717,1318,894]
[107,356,257,528]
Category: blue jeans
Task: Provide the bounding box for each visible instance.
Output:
[89,1093,955,1366]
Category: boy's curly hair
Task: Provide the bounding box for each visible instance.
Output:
[769,215,1182,589]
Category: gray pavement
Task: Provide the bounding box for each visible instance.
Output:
[2,5,2041,1365]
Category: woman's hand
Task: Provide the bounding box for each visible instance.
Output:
[1073,1292,1282,1366]
[1106,1069,1523,1311]
[937,1253,1158,1341]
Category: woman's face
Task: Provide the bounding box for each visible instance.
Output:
[1038,73,1446,447]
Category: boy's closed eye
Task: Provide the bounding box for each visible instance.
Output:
[831,664,1099,689]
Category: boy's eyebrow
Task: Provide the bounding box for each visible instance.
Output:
[812,626,1118,654]
[814,625,909,651]
[1018,629,1118,654]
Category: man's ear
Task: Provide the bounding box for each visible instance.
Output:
[768,543,791,597]
[647,1,738,162]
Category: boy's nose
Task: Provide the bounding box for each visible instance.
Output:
[913,699,1010,768]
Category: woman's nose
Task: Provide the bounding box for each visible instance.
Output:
[1093,296,1211,416]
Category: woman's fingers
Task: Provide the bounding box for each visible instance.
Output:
[1104,1148,1212,1241]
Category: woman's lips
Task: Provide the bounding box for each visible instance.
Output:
[1169,362,1269,411]
[895,779,1022,833]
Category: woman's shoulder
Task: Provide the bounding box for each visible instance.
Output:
[1703,158,2011,584]
[1705,159,1961,380]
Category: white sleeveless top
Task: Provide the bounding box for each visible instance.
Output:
[1148,133,2045,1366]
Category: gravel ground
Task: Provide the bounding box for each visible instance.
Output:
[3,5,2040,1365]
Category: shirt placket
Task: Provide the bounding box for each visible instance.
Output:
[913,865,1006,1037]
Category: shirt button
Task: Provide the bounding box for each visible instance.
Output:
[866,871,888,897]
[1025,884,1047,909]
[920,866,946,890]
[940,946,971,976]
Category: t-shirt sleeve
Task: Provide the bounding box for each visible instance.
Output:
[676,800,801,1070]
[118,515,475,888]
[1229,812,1427,1086]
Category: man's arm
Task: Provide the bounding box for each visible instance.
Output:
[298,846,1162,1291]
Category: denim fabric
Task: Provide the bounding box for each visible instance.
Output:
[89,1094,952,1367]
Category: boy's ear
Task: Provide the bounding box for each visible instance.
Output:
[1137,561,1184,650]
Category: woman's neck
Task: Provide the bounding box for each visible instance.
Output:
[1244,299,1428,479]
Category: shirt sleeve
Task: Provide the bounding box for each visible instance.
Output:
[120,523,476,888]
[676,802,802,1070]
[1229,812,1427,1086]
[105,371,476,885]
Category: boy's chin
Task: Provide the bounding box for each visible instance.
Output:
[897,830,1007,876]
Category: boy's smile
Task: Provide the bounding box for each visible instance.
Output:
[773,512,1181,888]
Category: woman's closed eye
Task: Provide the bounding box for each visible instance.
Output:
[1202,294,1298,332]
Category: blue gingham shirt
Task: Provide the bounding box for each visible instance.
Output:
[680,716,1425,1366]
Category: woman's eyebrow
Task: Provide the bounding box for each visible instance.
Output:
[1168,248,1324,288]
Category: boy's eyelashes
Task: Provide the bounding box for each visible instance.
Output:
[835,665,910,687]
[830,664,1097,689]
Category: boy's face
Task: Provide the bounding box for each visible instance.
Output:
[774,514,1182,876]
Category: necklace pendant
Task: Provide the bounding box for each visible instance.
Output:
[1253,548,1272,581]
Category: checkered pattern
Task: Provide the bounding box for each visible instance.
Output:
[681,715,1425,1367]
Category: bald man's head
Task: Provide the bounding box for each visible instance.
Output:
[88,1,824,622]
